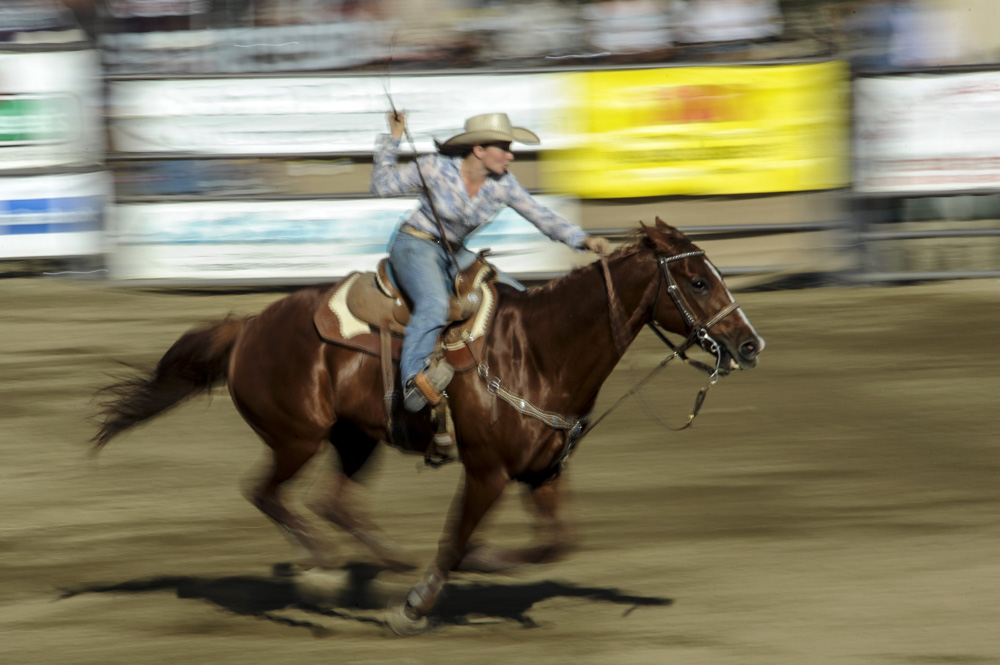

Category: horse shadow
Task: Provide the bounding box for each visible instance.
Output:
[57,562,673,635]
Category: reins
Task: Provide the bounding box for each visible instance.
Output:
[599,256,631,357]
[466,249,744,457]
[584,251,737,437]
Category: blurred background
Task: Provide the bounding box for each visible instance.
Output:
[2,0,1000,287]
[3,4,1000,660]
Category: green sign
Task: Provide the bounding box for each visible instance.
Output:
[0,95,75,145]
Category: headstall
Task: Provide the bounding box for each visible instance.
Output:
[646,250,742,383]
[465,246,746,478]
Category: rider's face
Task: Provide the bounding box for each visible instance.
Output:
[476,142,514,175]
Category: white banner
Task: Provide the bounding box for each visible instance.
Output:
[0,171,111,259]
[107,196,585,283]
[107,74,572,155]
[0,50,104,171]
[855,71,1000,193]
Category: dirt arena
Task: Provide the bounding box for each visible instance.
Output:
[2,275,998,664]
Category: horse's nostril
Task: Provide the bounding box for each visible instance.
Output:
[739,341,758,359]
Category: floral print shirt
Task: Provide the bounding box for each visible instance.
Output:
[370,133,587,248]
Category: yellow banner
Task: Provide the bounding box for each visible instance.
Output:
[542,61,849,198]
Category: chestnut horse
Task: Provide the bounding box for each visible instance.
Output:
[92,219,764,634]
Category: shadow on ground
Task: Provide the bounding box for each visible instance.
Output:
[57,562,673,635]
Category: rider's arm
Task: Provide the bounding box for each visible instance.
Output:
[502,173,589,249]
[370,133,424,197]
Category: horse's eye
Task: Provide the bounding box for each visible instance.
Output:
[691,278,709,292]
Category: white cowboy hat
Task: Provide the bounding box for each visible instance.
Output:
[439,113,540,147]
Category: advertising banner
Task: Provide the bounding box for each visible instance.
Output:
[854,71,1000,194]
[107,74,569,155]
[0,171,110,259]
[542,61,849,197]
[0,50,104,171]
[107,196,584,283]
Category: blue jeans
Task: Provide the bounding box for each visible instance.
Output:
[388,229,523,384]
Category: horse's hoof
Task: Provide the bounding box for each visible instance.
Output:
[272,562,305,578]
[385,603,429,637]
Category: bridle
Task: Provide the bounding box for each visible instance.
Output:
[580,248,744,441]
[465,245,747,480]
[646,249,743,383]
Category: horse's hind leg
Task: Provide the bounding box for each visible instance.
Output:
[307,421,417,572]
[250,435,337,569]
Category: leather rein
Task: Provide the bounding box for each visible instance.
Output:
[584,250,742,438]
[467,249,745,476]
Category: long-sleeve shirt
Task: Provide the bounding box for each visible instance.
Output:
[370,133,588,249]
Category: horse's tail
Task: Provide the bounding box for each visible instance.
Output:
[91,314,248,450]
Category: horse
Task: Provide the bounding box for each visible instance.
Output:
[91,218,764,635]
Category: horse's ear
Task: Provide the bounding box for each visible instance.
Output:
[655,216,678,234]
[638,220,657,246]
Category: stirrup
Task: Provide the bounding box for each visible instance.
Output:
[403,362,454,412]
[424,432,457,468]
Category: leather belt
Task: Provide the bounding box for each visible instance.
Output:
[399,224,444,245]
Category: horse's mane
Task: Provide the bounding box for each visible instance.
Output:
[508,234,643,303]
[503,224,696,306]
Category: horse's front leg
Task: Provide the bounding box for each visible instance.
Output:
[457,475,575,573]
[388,470,507,635]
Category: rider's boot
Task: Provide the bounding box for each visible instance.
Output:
[403,359,454,413]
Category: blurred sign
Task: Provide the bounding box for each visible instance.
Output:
[107,196,584,283]
[0,171,110,259]
[106,0,208,17]
[99,21,390,75]
[0,94,76,144]
[0,0,76,37]
[854,71,1000,194]
[108,73,565,155]
[0,50,104,170]
[542,61,850,197]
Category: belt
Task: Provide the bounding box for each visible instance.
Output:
[399,224,444,245]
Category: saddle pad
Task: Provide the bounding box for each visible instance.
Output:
[314,273,403,359]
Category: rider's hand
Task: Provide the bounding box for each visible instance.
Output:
[583,236,611,256]
[387,111,406,140]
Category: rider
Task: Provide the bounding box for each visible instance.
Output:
[371,111,610,412]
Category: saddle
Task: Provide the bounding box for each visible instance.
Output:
[314,252,499,465]
[313,251,498,366]
[343,256,489,337]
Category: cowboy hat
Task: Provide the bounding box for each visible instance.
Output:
[439,113,540,148]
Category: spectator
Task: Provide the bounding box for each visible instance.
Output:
[455,0,584,65]
[102,0,209,32]
[834,0,970,72]
[834,0,896,70]
[671,0,783,61]
[888,0,965,68]
[581,0,674,63]
[0,0,85,42]
[375,0,475,68]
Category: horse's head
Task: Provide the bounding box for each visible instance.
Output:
[641,217,764,372]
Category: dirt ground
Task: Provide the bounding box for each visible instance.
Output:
[1,275,998,665]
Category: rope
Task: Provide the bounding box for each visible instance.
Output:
[382,62,463,286]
